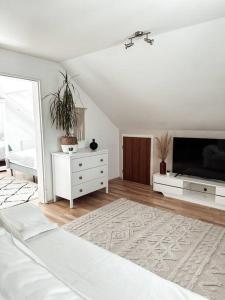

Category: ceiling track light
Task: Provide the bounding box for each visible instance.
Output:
[124,31,154,49]
[125,38,134,49]
[144,33,154,45]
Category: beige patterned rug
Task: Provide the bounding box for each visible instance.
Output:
[64,198,225,300]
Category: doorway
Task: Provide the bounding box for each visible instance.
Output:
[123,136,151,185]
[0,74,45,207]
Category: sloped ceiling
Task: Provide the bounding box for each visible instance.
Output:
[0,0,225,60]
[63,18,225,131]
[0,1,225,131]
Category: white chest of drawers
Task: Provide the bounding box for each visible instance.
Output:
[52,149,108,208]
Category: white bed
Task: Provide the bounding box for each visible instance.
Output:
[27,229,207,300]
[6,148,37,176]
[0,203,207,300]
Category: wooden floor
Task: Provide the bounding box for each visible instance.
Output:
[34,178,225,227]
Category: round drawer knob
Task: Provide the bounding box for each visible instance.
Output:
[79,189,83,192]
[101,182,104,185]
[79,176,83,180]
[100,159,103,162]
[100,170,104,174]
[79,163,82,167]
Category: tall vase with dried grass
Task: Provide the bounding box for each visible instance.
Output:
[155,133,172,175]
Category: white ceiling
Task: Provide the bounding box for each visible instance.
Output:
[0,0,225,61]
[63,18,225,131]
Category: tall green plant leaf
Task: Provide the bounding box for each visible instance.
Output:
[44,72,78,137]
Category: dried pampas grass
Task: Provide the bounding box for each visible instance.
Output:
[155,132,172,161]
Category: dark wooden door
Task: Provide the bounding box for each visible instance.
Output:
[123,136,151,185]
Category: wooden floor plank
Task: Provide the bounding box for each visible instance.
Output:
[33,178,225,227]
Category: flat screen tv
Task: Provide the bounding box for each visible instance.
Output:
[173,137,225,181]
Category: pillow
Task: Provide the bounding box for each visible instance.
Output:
[0,203,57,241]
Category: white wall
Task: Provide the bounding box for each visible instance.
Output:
[62,17,225,186]
[120,129,225,183]
[63,17,225,131]
[77,88,119,180]
[0,77,35,151]
[0,48,119,201]
[5,90,35,151]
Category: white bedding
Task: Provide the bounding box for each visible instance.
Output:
[0,228,84,300]
[6,148,36,169]
[0,140,5,161]
[0,203,57,240]
[27,228,207,300]
[0,203,207,300]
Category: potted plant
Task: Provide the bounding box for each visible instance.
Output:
[44,72,78,153]
[155,133,172,174]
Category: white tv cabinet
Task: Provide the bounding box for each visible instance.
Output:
[153,173,225,210]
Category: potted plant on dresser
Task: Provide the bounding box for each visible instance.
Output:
[44,72,78,153]
[155,133,172,174]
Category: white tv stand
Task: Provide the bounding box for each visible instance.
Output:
[153,173,225,210]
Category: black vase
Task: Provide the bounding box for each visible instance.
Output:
[90,139,98,151]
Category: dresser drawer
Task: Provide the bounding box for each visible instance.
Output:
[72,178,107,198]
[71,154,108,172]
[72,165,107,185]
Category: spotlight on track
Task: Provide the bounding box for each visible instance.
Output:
[125,38,134,49]
[144,33,154,45]
[124,31,154,49]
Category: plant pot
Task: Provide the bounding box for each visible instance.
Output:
[60,136,78,153]
[160,161,166,175]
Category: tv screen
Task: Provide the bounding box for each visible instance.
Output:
[173,137,225,181]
